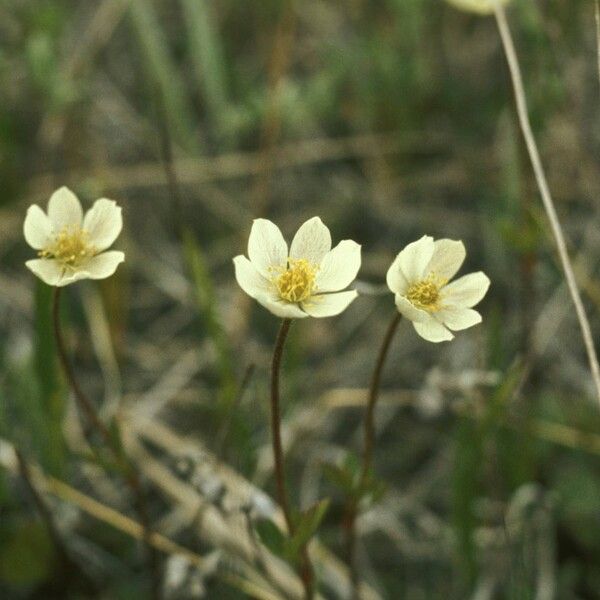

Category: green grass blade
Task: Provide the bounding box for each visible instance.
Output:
[128,0,199,152]
[182,227,235,408]
[179,0,230,142]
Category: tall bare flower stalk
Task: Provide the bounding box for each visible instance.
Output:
[595,1,600,90]
[492,0,600,406]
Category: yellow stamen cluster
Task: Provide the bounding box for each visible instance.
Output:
[274,258,318,303]
[406,273,447,312]
[39,226,96,268]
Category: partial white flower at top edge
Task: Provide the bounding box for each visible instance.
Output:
[445,0,511,16]
[233,217,361,319]
[24,186,125,287]
[386,236,490,343]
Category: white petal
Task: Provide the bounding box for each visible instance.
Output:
[442,271,490,308]
[25,259,88,287]
[84,251,125,280]
[233,255,273,299]
[289,217,331,265]
[83,199,123,251]
[257,295,309,319]
[26,259,64,286]
[247,219,288,277]
[426,239,466,281]
[413,316,454,343]
[436,307,482,331]
[23,205,53,249]
[47,186,83,230]
[386,253,410,294]
[397,235,435,282]
[316,240,361,293]
[301,290,358,318]
[394,294,430,323]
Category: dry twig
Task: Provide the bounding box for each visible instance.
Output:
[493,0,600,406]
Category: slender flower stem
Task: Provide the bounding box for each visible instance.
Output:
[361,311,402,484]
[270,318,314,599]
[345,311,402,599]
[53,288,112,446]
[492,0,600,407]
[52,287,161,599]
[270,319,294,528]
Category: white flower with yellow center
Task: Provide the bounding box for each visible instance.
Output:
[445,0,510,16]
[386,235,490,343]
[234,217,361,318]
[24,186,125,287]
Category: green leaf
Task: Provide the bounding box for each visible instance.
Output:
[322,463,356,495]
[254,519,286,558]
[288,498,330,559]
[322,451,363,497]
[0,521,55,586]
[322,451,386,510]
[358,478,387,511]
[343,452,361,477]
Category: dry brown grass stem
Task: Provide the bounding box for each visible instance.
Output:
[28,130,437,197]
[318,387,600,457]
[0,441,283,600]
[124,415,383,600]
[493,1,600,407]
[596,1,600,90]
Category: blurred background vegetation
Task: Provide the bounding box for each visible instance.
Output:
[1,0,600,598]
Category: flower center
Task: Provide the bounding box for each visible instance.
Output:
[275,258,318,303]
[39,226,96,268]
[406,273,446,312]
